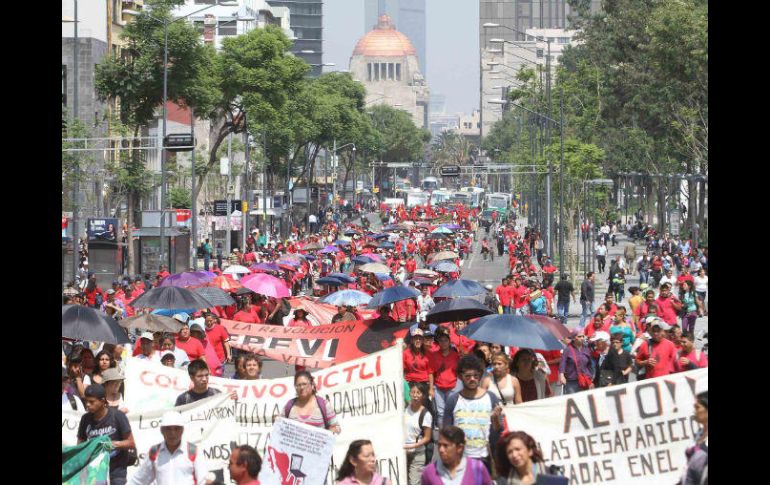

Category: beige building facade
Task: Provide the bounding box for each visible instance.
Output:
[349,15,430,129]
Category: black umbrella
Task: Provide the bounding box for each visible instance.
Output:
[62,305,130,344]
[425,298,494,324]
[432,279,487,298]
[129,286,214,310]
[458,314,565,350]
[235,287,256,296]
[193,287,236,307]
[119,313,182,333]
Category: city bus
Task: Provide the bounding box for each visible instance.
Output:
[430,189,452,206]
[406,189,430,208]
[459,187,486,208]
[421,177,440,192]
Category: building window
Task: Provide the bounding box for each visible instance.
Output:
[536,49,543,58]
[396,63,401,81]
[380,63,386,81]
[218,21,237,36]
[62,65,67,107]
[388,63,394,80]
[367,63,372,82]
[559,37,570,44]
[476,122,480,128]
[374,63,380,81]
[193,21,205,34]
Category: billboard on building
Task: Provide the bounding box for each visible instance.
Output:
[87,218,119,244]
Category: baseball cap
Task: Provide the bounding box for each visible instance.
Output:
[101,368,125,383]
[84,383,106,400]
[640,283,649,291]
[140,331,154,341]
[649,319,672,331]
[485,284,493,290]
[160,350,176,361]
[189,321,205,333]
[410,327,424,337]
[590,331,611,342]
[172,313,190,324]
[160,411,185,428]
[106,289,116,295]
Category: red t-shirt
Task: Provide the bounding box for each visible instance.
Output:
[205,324,230,361]
[512,285,529,309]
[403,348,431,382]
[676,274,695,287]
[426,349,461,390]
[655,296,680,325]
[496,285,512,306]
[175,337,206,361]
[583,319,611,339]
[405,259,417,274]
[233,310,259,323]
[635,338,677,378]
[539,349,562,384]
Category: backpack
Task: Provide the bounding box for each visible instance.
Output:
[149,442,197,483]
[283,395,330,429]
[66,390,79,411]
[417,408,435,463]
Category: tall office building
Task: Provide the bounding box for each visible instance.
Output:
[267,0,324,77]
[364,0,426,78]
[480,0,601,45]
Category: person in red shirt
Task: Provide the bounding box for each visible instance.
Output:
[157,265,170,280]
[233,299,260,323]
[204,312,232,363]
[405,256,417,276]
[635,319,677,378]
[674,332,708,372]
[175,321,206,362]
[676,267,695,289]
[633,290,657,328]
[427,328,461,425]
[655,283,683,325]
[495,277,512,313]
[403,328,431,384]
[584,313,611,340]
[83,274,105,308]
[512,277,529,315]
[603,294,618,317]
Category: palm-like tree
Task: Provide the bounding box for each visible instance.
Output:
[430,132,472,175]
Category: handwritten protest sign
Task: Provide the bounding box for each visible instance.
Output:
[259,418,335,485]
[503,368,708,484]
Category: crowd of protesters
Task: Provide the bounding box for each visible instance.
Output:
[63,199,707,484]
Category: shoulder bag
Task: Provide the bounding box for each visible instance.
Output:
[569,346,593,389]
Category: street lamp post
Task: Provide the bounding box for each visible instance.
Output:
[127,2,240,271]
[330,141,357,207]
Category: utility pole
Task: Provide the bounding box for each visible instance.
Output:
[242,116,250,252]
[558,92,565,277]
[159,21,169,271]
[262,131,267,235]
[332,139,337,204]
[225,133,232,254]
[190,108,197,270]
[71,0,80,283]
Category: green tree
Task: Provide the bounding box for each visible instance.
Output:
[368,105,430,165]
[95,0,216,273]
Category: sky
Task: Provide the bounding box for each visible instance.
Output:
[323,0,479,115]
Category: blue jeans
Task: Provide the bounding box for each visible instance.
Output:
[564,380,582,395]
[203,255,210,271]
[579,301,594,327]
[639,270,649,284]
[433,381,462,428]
[557,300,570,323]
[502,306,512,314]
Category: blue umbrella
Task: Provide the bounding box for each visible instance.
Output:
[432,279,487,298]
[352,255,374,265]
[368,285,420,308]
[152,308,196,317]
[344,229,359,236]
[426,298,494,323]
[368,233,389,240]
[433,261,460,273]
[458,314,565,350]
[318,245,338,254]
[441,223,462,230]
[329,272,356,284]
[316,276,346,286]
[382,224,401,232]
[379,241,396,249]
[374,273,392,282]
[320,289,372,306]
[334,240,351,246]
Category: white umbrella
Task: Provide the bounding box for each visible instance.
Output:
[223,265,251,275]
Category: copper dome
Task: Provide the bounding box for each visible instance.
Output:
[352,14,417,58]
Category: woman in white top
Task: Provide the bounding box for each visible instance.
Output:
[693,268,708,314]
[403,382,433,485]
[482,353,522,405]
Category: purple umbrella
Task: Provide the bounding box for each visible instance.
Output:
[251,262,281,272]
[158,271,216,288]
[318,245,338,254]
[277,259,301,267]
[441,223,462,230]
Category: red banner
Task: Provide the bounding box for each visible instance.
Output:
[222,319,412,368]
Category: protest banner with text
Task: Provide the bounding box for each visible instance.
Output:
[259,417,335,485]
[503,369,708,484]
[122,345,408,483]
[221,319,412,367]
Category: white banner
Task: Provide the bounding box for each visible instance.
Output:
[259,417,335,485]
[122,345,407,483]
[503,369,708,485]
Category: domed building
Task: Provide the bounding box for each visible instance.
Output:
[350,15,430,129]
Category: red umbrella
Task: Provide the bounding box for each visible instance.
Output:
[528,315,572,340]
[208,275,242,292]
